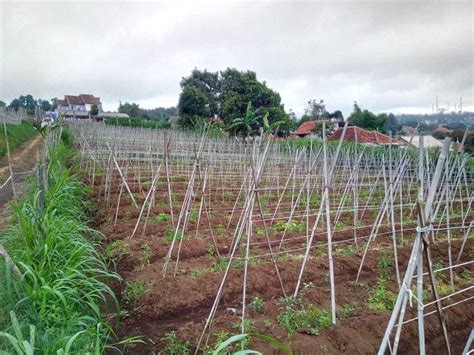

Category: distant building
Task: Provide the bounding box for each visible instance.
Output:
[327,126,404,146]
[56,94,103,114]
[401,125,417,136]
[401,135,444,149]
[295,121,319,137]
[294,119,342,138]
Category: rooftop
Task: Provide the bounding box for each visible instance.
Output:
[328,126,403,145]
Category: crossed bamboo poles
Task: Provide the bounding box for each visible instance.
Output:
[71,121,473,354]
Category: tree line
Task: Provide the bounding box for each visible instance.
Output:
[118,102,178,121]
[1,72,405,138]
[0,95,55,115]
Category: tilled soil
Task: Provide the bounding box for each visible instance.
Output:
[89,176,473,354]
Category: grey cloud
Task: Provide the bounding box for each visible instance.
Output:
[0,0,472,116]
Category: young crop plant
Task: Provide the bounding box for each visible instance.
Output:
[206,244,217,257]
[122,280,153,304]
[274,220,305,233]
[156,212,171,222]
[338,302,357,319]
[188,210,198,223]
[190,267,207,279]
[105,240,132,262]
[249,297,265,313]
[162,331,191,355]
[164,229,183,244]
[263,319,273,329]
[277,297,332,336]
[367,255,396,311]
[139,243,152,269]
[211,257,229,272]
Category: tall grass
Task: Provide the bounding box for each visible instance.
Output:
[0,120,37,158]
[0,136,122,353]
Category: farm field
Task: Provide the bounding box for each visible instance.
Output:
[72,122,473,354]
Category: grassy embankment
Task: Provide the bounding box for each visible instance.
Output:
[0,129,133,353]
[0,120,37,158]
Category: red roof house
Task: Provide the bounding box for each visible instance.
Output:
[327,126,403,146]
[295,121,319,137]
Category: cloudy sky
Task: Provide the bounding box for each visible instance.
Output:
[0,0,472,116]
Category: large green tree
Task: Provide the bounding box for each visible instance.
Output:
[118,101,140,117]
[178,68,290,135]
[9,99,21,111]
[177,85,212,127]
[347,102,389,133]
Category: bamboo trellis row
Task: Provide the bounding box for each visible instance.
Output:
[70,121,473,353]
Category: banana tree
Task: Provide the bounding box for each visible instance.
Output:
[228,102,260,140]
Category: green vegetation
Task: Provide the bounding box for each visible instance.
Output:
[177,68,294,136]
[164,229,183,244]
[118,102,178,121]
[0,138,121,352]
[347,101,397,134]
[274,220,306,233]
[0,120,36,158]
[211,332,291,355]
[139,243,152,269]
[162,331,190,354]
[338,303,357,319]
[278,297,332,336]
[249,297,265,313]
[105,240,132,262]
[367,255,397,311]
[122,280,153,304]
[155,212,171,222]
[105,117,171,129]
[190,267,207,279]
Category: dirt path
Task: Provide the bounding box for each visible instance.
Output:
[0,134,44,227]
[0,134,44,180]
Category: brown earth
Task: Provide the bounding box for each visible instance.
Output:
[87,173,473,354]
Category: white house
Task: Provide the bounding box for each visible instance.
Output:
[56,94,103,114]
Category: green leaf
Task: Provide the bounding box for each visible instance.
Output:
[212,333,248,355]
[250,333,292,355]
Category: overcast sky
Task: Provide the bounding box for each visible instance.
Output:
[0,0,472,116]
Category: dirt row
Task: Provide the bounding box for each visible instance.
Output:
[88,177,474,354]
